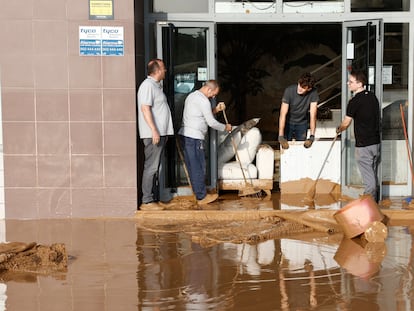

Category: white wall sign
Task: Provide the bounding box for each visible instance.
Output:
[197,67,208,81]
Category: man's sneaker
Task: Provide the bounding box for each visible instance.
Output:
[197,193,219,205]
[139,202,164,211]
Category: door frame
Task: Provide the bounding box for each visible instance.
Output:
[156,21,217,199]
[341,19,384,198]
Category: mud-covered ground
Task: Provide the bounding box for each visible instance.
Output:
[1,193,413,310]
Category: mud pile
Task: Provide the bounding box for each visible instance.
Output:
[0,242,67,279]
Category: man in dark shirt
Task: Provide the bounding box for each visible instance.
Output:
[337,70,381,201]
[278,72,319,149]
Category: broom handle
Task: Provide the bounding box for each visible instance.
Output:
[314,133,338,181]
[222,110,251,186]
[400,103,414,183]
[175,137,197,201]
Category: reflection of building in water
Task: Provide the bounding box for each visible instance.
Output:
[380,226,412,311]
[136,229,235,310]
[135,225,414,310]
[279,239,341,310]
[223,238,343,310]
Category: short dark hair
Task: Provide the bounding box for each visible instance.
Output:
[147,59,163,75]
[350,70,367,86]
[298,72,316,89]
[204,79,219,90]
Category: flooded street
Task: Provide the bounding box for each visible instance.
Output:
[1,196,414,310]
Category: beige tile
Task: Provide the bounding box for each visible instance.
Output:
[34,54,68,89]
[37,189,72,218]
[71,155,103,187]
[0,20,33,54]
[36,90,69,121]
[104,122,136,155]
[71,122,103,154]
[1,89,35,121]
[102,188,137,216]
[103,89,136,121]
[66,0,87,21]
[104,155,136,187]
[38,155,70,187]
[5,189,38,220]
[34,0,67,19]
[68,55,102,88]
[0,0,34,20]
[114,0,134,20]
[37,122,69,155]
[2,123,36,154]
[102,54,135,88]
[68,21,85,56]
[33,20,68,54]
[71,189,104,217]
[70,89,103,121]
[0,54,34,88]
[3,155,37,187]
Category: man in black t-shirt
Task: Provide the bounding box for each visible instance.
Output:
[337,70,381,202]
[278,72,319,149]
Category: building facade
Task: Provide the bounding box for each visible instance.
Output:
[0,0,413,219]
[0,0,145,218]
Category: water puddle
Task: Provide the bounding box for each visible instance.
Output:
[0,195,413,310]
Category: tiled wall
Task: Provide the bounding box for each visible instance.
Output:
[0,0,143,219]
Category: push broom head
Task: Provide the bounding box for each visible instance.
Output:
[239,186,262,197]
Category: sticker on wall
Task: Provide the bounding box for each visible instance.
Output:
[346,43,354,60]
[197,67,208,81]
[89,0,114,20]
[79,26,124,56]
[102,26,124,56]
[79,26,102,56]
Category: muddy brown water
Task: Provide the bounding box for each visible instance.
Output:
[1,195,414,310]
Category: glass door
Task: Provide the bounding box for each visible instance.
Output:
[341,20,383,198]
[156,22,216,199]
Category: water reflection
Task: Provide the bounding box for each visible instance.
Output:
[334,238,386,279]
[0,217,413,310]
[135,224,413,310]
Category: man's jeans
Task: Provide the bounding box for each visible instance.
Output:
[180,135,206,200]
[141,136,167,204]
[285,122,308,141]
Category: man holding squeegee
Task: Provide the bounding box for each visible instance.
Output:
[336,70,381,202]
[179,80,232,205]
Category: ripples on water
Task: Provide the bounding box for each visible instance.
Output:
[0,218,414,310]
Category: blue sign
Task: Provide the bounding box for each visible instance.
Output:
[102,40,124,56]
[79,26,124,56]
[80,39,102,56]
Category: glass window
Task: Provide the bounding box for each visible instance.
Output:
[150,0,208,13]
[381,23,409,185]
[351,0,409,12]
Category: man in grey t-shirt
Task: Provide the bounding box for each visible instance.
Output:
[278,72,319,149]
[137,59,174,210]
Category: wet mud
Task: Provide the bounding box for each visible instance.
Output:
[1,194,414,310]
